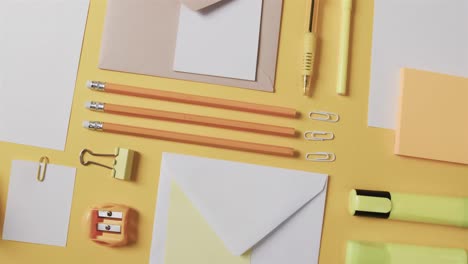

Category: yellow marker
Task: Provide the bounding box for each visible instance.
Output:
[337,0,352,95]
[303,0,319,96]
[346,241,468,264]
[349,189,468,228]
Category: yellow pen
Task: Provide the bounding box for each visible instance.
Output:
[302,0,319,96]
[337,0,352,95]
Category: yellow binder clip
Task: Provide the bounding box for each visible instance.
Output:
[80,148,136,181]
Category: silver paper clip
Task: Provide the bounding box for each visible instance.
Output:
[305,152,336,162]
[304,131,335,141]
[309,111,340,123]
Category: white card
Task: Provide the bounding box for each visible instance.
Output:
[173,0,263,81]
[3,160,76,247]
[0,0,89,150]
[368,0,468,129]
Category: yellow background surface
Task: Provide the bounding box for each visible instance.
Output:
[0,0,466,263]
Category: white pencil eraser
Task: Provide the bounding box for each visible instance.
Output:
[86,80,93,88]
[85,101,92,109]
[82,121,90,128]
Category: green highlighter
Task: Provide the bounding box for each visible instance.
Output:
[346,241,468,264]
[349,189,468,228]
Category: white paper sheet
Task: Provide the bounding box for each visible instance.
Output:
[3,160,76,247]
[173,0,263,81]
[150,153,328,264]
[368,0,468,129]
[0,0,89,150]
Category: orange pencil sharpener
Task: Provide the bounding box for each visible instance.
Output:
[86,204,137,247]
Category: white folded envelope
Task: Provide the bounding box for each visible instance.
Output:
[150,153,328,264]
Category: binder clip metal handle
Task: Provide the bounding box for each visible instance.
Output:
[80,148,135,181]
[80,149,115,170]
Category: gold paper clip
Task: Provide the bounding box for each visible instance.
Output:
[37,156,49,182]
[305,152,336,162]
[304,131,335,141]
[80,148,135,181]
[309,111,340,123]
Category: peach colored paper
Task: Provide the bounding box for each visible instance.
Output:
[395,68,468,165]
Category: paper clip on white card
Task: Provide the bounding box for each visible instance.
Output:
[36,156,49,182]
[3,158,76,247]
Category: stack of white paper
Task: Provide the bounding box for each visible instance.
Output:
[0,0,89,150]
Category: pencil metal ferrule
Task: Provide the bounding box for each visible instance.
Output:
[86,121,104,131]
[88,101,105,112]
[349,189,392,219]
[88,81,106,91]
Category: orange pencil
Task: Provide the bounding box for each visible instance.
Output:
[83,121,296,157]
[87,81,298,118]
[86,102,296,137]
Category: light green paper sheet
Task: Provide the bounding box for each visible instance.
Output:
[165,181,251,264]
